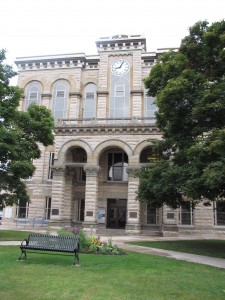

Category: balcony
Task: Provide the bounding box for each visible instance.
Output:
[54,117,159,135]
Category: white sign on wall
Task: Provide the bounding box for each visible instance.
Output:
[5,207,12,219]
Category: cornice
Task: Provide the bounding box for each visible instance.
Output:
[97,90,109,95]
[130,90,144,95]
[41,93,52,98]
[54,124,160,135]
[69,92,82,98]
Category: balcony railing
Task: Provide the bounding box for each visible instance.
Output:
[57,117,156,126]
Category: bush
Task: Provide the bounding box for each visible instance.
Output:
[56,227,126,255]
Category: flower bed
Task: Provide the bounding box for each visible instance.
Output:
[56,227,126,255]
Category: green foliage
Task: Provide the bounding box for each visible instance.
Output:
[0,50,54,206]
[138,20,225,208]
[57,228,125,254]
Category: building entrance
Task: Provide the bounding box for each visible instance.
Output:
[107,199,127,229]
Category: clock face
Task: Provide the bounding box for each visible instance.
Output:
[111,59,130,76]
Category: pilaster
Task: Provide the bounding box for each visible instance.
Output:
[126,166,141,234]
[83,165,101,226]
[41,93,52,109]
[50,166,66,221]
[69,92,82,119]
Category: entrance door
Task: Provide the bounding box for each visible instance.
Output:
[107,199,127,229]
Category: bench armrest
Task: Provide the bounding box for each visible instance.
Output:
[20,239,29,246]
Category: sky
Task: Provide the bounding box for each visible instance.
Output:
[1,0,225,76]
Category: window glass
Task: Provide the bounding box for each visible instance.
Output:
[147,205,158,224]
[17,199,29,219]
[108,152,128,181]
[83,83,97,118]
[52,80,69,120]
[25,81,42,111]
[144,91,157,121]
[110,72,130,119]
[180,203,193,225]
[47,152,54,180]
[45,197,51,220]
[214,201,225,225]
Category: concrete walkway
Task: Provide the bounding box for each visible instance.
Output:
[1,230,225,269]
[116,242,225,269]
[103,235,225,269]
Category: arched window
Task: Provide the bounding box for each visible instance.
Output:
[140,147,159,163]
[25,81,42,111]
[83,83,97,118]
[144,90,157,122]
[52,80,69,120]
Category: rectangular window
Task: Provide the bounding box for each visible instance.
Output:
[45,197,51,220]
[86,92,94,100]
[48,152,55,180]
[214,201,225,226]
[29,92,38,100]
[16,199,29,219]
[144,95,157,123]
[179,203,193,225]
[78,199,85,222]
[147,205,159,224]
[56,90,65,98]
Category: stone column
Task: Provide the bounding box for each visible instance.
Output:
[50,166,66,224]
[126,166,141,234]
[83,165,101,228]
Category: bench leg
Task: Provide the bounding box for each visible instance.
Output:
[73,251,79,265]
[18,249,27,260]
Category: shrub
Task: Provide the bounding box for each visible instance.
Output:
[57,227,126,255]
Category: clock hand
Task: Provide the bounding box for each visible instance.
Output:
[119,61,124,68]
[116,61,124,69]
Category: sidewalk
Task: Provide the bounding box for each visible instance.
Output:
[103,235,225,269]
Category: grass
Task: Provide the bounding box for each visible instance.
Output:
[0,230,35,241]
[0,246,225,300]
[127,240,225,259]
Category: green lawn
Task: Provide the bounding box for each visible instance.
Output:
[128,240,225,259]
[0,246,225,300]
[0,230,34,241]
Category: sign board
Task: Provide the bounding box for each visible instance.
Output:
[97,208,106,223]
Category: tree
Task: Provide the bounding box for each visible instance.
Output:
[137,20,225,208]
[0,49,54,206]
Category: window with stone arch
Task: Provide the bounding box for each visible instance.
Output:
[25,81,42,111]
[52,80,69,121]
[140,146,159,163]
[83,83,97,119]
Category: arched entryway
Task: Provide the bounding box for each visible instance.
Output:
[98,146,129,229]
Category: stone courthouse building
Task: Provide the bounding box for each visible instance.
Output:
[3,35,225,236]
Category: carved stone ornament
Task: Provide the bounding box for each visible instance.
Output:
[51,165,66,176]
[83,165,101,176]
[126,166,141,177]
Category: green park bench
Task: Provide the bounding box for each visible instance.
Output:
[18,233,80,265]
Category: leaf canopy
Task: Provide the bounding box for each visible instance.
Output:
[138,20,225,208]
